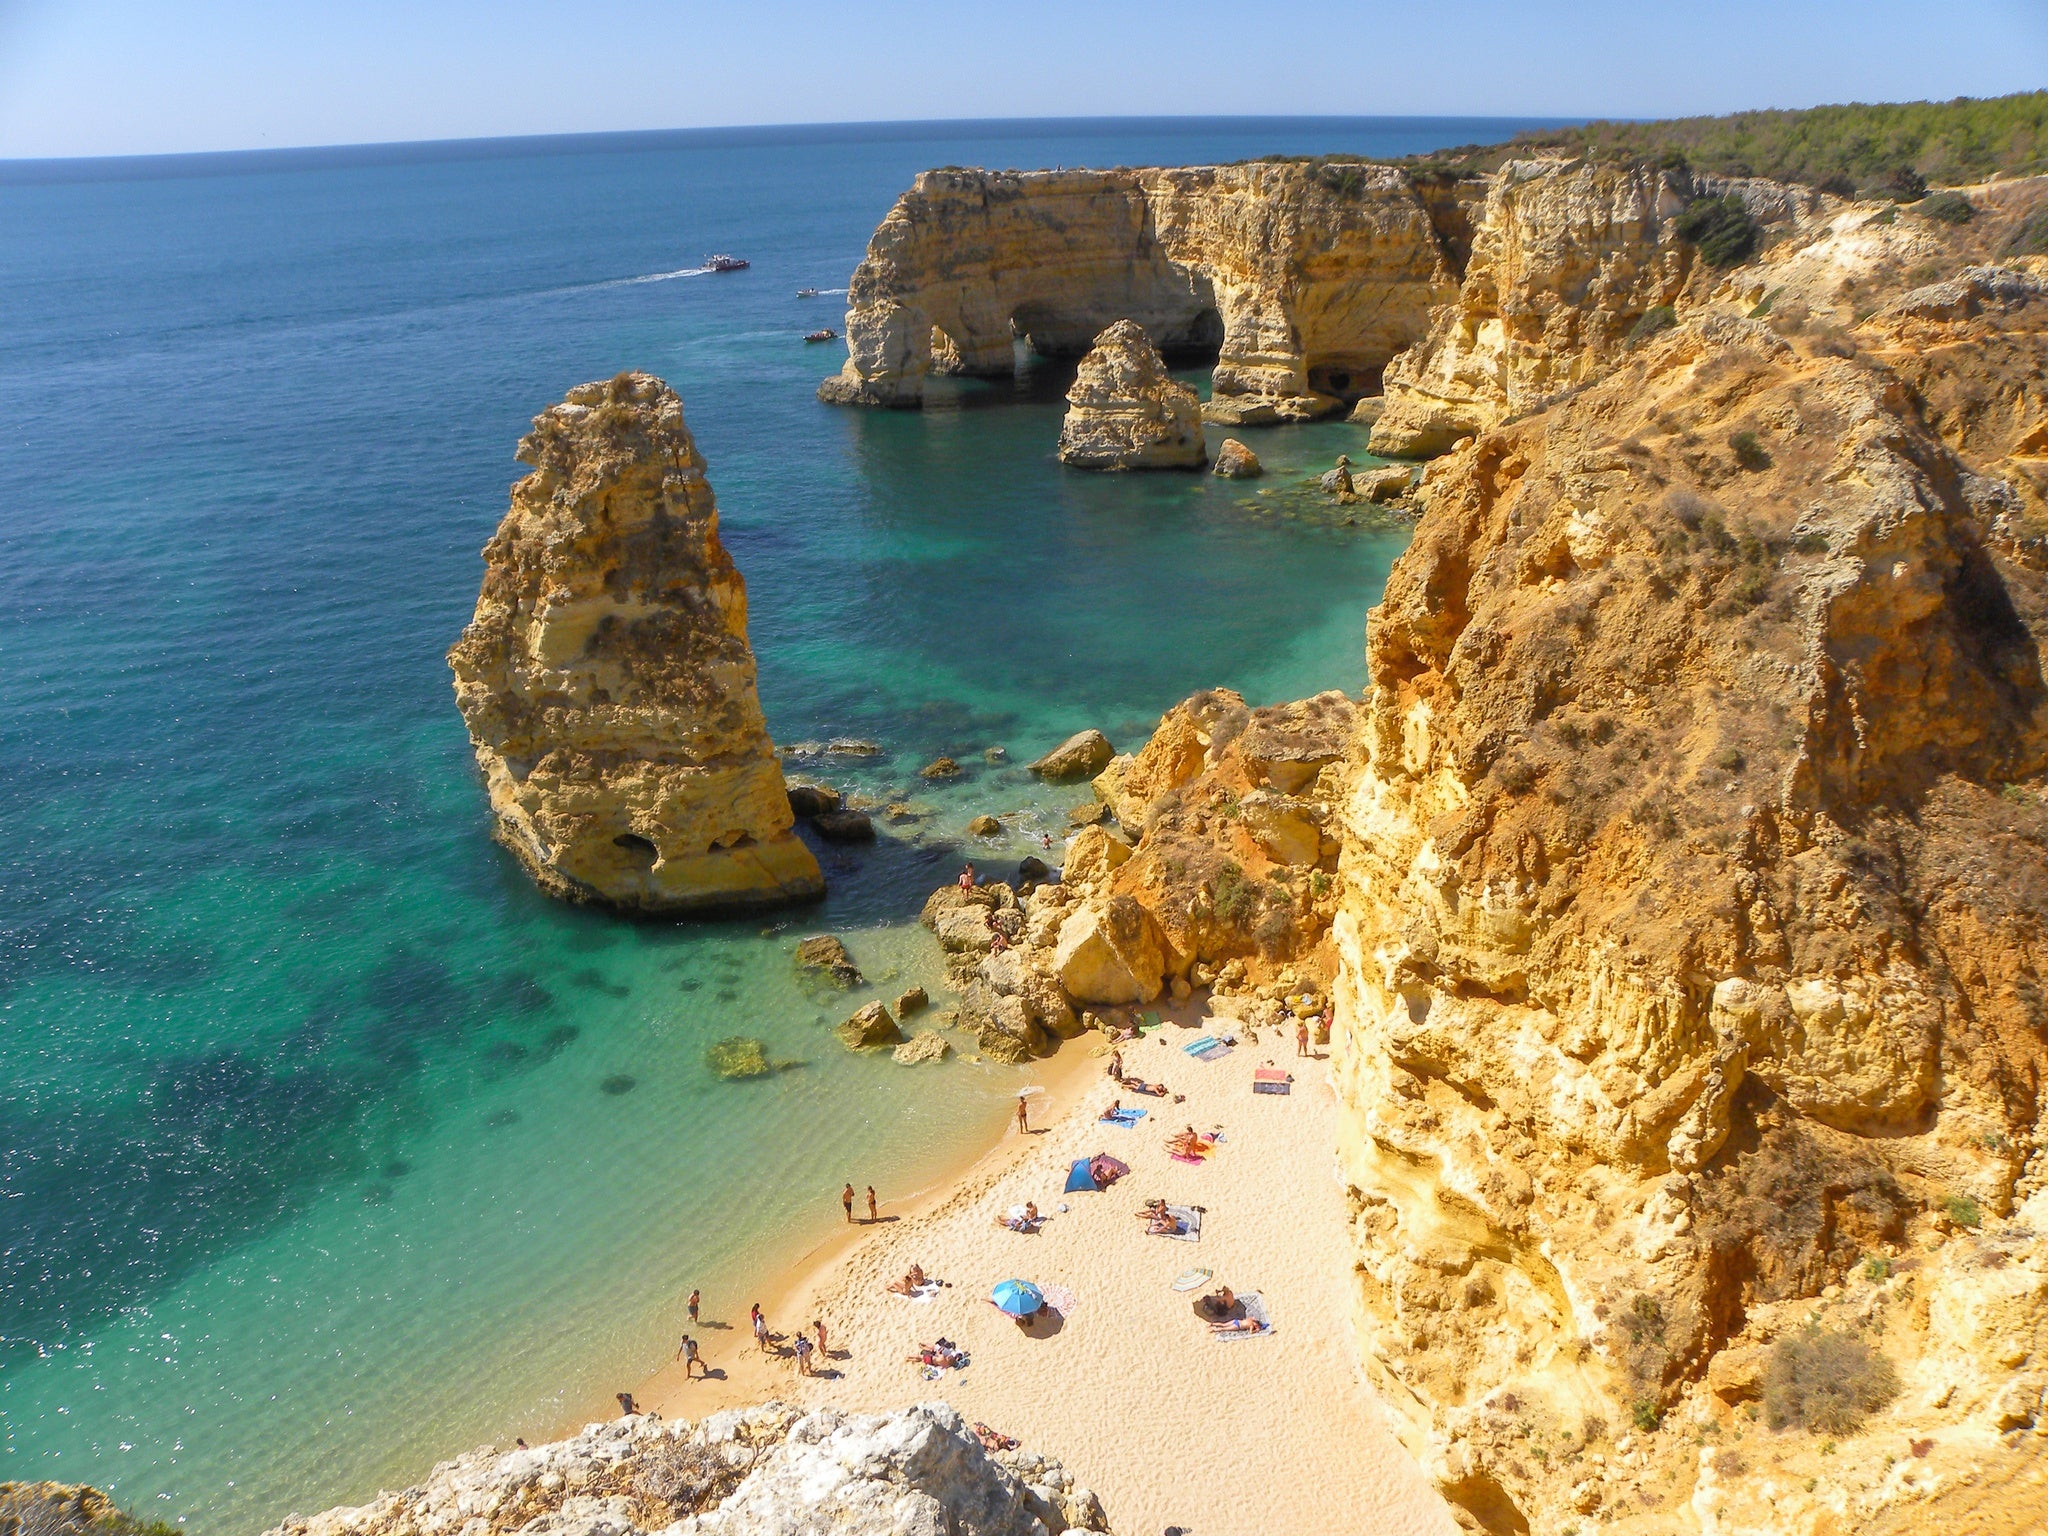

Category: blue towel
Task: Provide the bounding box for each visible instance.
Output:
[1192,1041,1232,1062]
[1182,1036,1219,1057]
[1102,1107,1146,1127]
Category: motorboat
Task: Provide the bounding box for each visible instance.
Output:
[796,287,820,297]
[702,255,749,272]
[804,328,839,343]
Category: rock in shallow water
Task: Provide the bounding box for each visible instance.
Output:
[1210,437,1262,478]
[1030,730,1116,782]
[446,372,823,915]
[1055,320,1205,470]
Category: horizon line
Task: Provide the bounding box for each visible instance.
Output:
[2,112,1602,185]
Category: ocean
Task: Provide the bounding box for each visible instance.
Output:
[0,116,1550,1531]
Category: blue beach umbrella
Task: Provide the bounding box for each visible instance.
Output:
[990,1278,1044,1317]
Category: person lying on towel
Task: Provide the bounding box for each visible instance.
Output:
[887,1263,930,1295]
[1167,1127,1213,1158]
[1117,1075,1168,1096]
[1209,1316,1268,1335]
[995,1202,1042,1232]
[1147,1211,1189,1236]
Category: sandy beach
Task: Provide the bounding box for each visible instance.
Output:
[638,1013,1455,1536]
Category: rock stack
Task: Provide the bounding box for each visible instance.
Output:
[1055,320,1206,470]
[448,372,824,914]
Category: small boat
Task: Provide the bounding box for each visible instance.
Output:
[796,287,820,298]
[804,328,838,343]
[702,254,749,272]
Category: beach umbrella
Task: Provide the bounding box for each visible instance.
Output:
[990,1278,1044,1317]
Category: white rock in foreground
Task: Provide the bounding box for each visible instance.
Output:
[262,1403,1109,1536]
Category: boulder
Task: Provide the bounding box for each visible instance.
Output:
[786,783,842,818]
[982,745,1008,763]
[1211,438,1263,478]
[1030,730,1116,782]
[1017,855,1050,883]
[812,809,876,843]
[1052,896,1168,1005]
[919,881,1012,929]
[920,757,962,780]
[835,1001,901,1051]
[1055,319,1206,470]
[824,739,881,756]
[1319,454,1355,498]
[892,1031,951,1065]
[1066,801,1110,827]
[446,373,824,914]
[1357,465,1413,503]
[933,905,999,954]
[968,814,1002,836]
[794,935,864,988]
[1062,825,1132,887]
[1237,790,1324,867]
[896,985,929,1016]
[1348,394,1386,425]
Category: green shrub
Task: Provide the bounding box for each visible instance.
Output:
[1764,1329,1900,1434]
[2007,207,2048,257]
[1916,191,1975,224]
[1632,1398,1665,1432]
[1863,1255,1892,1281]
[1729,430,1772,471]
[1628,305,1678,346]
[1944,1192,1983,1228]
[1676,196,1762,267]
[1869,166,1929,202]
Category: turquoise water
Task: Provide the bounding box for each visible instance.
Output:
[0,117,1542,1531]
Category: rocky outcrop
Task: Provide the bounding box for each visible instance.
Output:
[1055,321,1204,470]
[1029,730,1116,782]
[819,163,1465,421]
[0,1484,158,1536]
[262,1404,1110,1536]
[1211,438,1261,478]
[448,374,823,914]
[1328,256,2048,1530]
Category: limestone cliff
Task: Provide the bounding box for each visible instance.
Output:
[1369,161,1824,457]
[262,1404,1110,1536]
[1055,320,1205,470]
[819,163,1466,422]
[1329,239,2048,1530]
[448,373,823,914]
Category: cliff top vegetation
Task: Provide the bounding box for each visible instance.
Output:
[1399,90,2048,193]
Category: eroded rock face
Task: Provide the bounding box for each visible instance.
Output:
[261,1404,1110,1536]
[448,374,823,914]
[1330,268,2048,1530]
[1370,160,1816,457]
[1055,321,1204,470]
[820,163,1465,420]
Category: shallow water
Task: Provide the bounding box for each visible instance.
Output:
[0,116,1546,1530]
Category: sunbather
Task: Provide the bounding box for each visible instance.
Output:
[1196,1286,1237,1320]
[886,1263,930,1296]
[973,1422,1019,1452]
[906,1338,965,1368]
[1118,1076,1167,1096]
[1099,1100,1123,1120]
[1209,1316,1268,1335]
[1167,1126,1212,1158]
[995,1202,1042,1232]
[1148,1211,1188,1236]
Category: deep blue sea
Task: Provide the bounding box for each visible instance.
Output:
[0,116,1551,1531]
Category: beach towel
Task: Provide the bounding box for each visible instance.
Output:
[1192,1040,1233,1062]
[1213,1291,1273,1340]
[1101,1107,1146,1127]
[1181,1035,1219,1057]
[1170,1151,1206,1165]
[891,1281,942,1303]
[1171,1266,1214,1292]
[1039,1282,1078,1316]
[1152,1203,1202,1242]
[1253,1067,1292,1095]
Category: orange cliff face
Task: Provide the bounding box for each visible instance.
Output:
[447,372,823,915]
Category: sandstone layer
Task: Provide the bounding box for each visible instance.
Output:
[262,1403,1109,1536]
[448,373,823,913]
[1054,321,1204,470]
[819,162,1469,421]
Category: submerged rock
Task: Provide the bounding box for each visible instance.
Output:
[1319,454,1356,498]
[794,935,863,988]
[895,984,929,1016]
[1056,320,1205,470]
[1030,729,1116,782]
[967,814,1002,836]
[1210,437,1262,478]
[919,757,962,779]
[892,1031,951,1065]
[705,1037,775,1079]
[812,809,876,843]
[787,783,842,818]
[447,373,823,915]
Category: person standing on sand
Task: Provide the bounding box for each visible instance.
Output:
[793,1332,814,1376]
[751,1305,768,1353]
[958,863,975,889]
[842,1182,855,1222]
[677,1334,705,1378]
[1296,1019,1310,1057]
[866,1185,878,1222]
[617,1392,642,1416]
[814,1318,828,1357]
[1015,1095,1030,1134]
[1108,1049,1123,1080]
[687,1288,700,1325]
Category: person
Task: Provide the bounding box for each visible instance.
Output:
[958,863,976,890]
[1168,1126,1208,1157]
[679,1334,705,1379]
[793,1332,814,1375]
[842,1183,855,1222]
[1099,1099,1123,1121]
[813,1318,828,1357]
[1148,1208,1187,1236]
[988,927,1010,954]
[973,1422,1017,1452]
[1297,1018,1310,1056]
[866,1185,878,1222]
[751,1304,768,1352]
[1197,1285,1237,1320]
[1040,832,1053,850]
[1209,1315,1268,1335]
[687,1288,700,1325]
[515,1438,528,1449]
[616,1392,642,1416]
[1107,1049,1123,1080]
[887,1262,930,1296]
[1015,1095,1030,1134]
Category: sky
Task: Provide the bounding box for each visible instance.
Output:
[0,0,2043,160]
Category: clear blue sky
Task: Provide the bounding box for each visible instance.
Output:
[1,0,2042,159]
